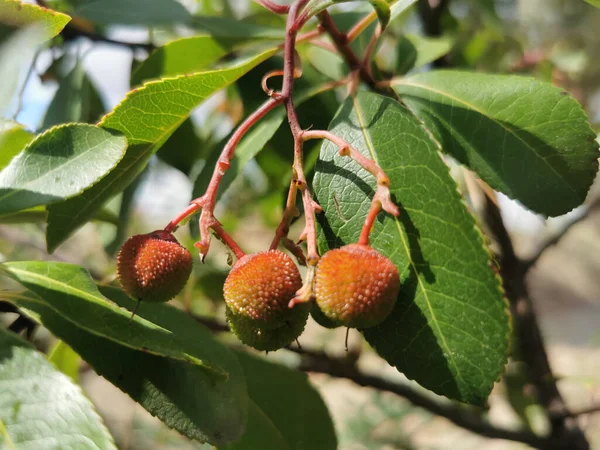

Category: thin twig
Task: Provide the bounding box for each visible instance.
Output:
[361,23,382,76]
[298,348,548,447]
[316,11,377,90]
[317,11,399,99]
[61,24,155,51]
[522,199,600,272]
[553,404,600,420]
[12,50,39,120]
[181,97,282,257]
[183,312,545,447]
[347,11,377,43]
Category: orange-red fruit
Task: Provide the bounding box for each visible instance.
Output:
[117,230,192,303]
[223,250,302,328]
[314,244,400,329]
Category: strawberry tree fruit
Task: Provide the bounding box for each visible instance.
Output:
[117,230,193,303]
[223,249,303,328]
[313,244,400,329]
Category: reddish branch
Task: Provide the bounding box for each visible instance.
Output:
[164,97,282,259]
[316,11,399,99]
[316,11,378,90]
[254,0,290,14]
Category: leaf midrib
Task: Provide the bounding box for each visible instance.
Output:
[351,95,469,393]
[392,78,581,198]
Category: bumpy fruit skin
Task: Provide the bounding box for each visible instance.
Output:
[226,305,308,351]
[223,250,303,328]
[314,244,400,329]
[117,230,192,303]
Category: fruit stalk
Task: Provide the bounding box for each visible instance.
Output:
[302,129,399,244]
[164,96,282,259]
[166,0,316,261]
[276,0,321,268]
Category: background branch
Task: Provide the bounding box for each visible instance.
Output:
[522,198,600,272]
[61,23,155,51]
[189,313,544,447]
[417,0,451,67]
[482,193,590,450]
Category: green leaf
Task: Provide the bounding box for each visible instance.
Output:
[48,339,81,383]
[74,0,190,25]
[585,0,600,7]
[193,16,284,40]
[156,118,204,174]
[0,261,227,379]
[0,25,46,110]
[392,71,599,217]
[42,61,106,129]
[223,401,290,450]
[0,1,69,109]
[0,123,127,215]
[302,0,353,18]
[45,48,276,252]
[2,287,248,446]
[0,0,70,39]
[307,46,346,80]
[313,92,510,405]
[395,33,453,73]
[369,0,391,30]
[388,0,417,23]
[0,205,118,225]
[0,206,48,223]
[0,119,32,170]
[224,351,337,450]
[131,34,275,86]
[131,36,230,85]
[302,0,415,26]
[0,327,116,450]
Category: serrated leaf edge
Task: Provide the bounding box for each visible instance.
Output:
[392,72,600,217]
[349,94,510,404]
[1,0,72,40]
[0,122,128,210]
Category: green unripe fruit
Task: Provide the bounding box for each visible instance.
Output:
[310,302,339,329]
[117,230,192,303]
[223,250,303,328]
[226,305,308,351]
[314,244,400,329]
